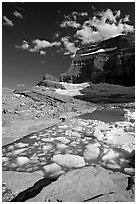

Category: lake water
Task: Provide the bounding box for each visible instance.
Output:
[77,108,126,123]
[2,108,134,177]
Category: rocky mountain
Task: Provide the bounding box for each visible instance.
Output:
[42,73,59,82]
[37,73,58,85]
[37,73,65,89]
[60,34,135,87]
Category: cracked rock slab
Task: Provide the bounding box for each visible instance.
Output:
[2,171,42,196]
[27,166,131,202]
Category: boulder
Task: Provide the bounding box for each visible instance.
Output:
[71,126,84,132]
[56,143,68,149]
[30,153,38,160]
[55,137,70,144]
[83,148,100,161]
[108,171,129,190]
[83,144,100,161]
[15,143,29,148]
[16,157,30,166]
[106,129,135,146]
[7,145,14,151]
[7,163,18,168]
[70,141,77,146]
[43,163,62,175]
[94,128,104,140]
[41,138,54,142]
[43,144,53,152]
[71,131,81,137]
[2,171,42,196]
[86,142,101,148]
[102,149,119,162]
[11,148,28,156]
[58,125,69,129]
[96,124,110,131]
[27,166,133,202]
[103,162,121,170]
[121,143,134,153]
[85,131,94,137]
[2,157,9,163]
[33,142,39,147]
[124,167,135,175]
[52,154,85,168]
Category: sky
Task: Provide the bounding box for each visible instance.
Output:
[2,1,135,89]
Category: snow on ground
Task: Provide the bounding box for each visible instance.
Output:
[124,109,135,121]
[55,82,90,96]
[14,94,25,98]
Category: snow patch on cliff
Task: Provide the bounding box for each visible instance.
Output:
[55,82,90,96]
[81,48,105,56]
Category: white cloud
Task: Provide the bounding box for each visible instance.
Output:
[60,20,81,28]
[40,50,46,55]
[91,6,96,10]
[61,37,79,56]
[15,45,21,49]
[15,39,61,55]
[54,32,60,38]
[21,40,29,49]
[41,60,46,64]
[3,16,14,27]
[51,41,61,46]
[72,11,88,18]
[15,40,29,50]
[76,26,101,44]
[13,10,23,19]
[122,15,130,23]
[17,84,25,87]
[60,11,88,29]
[96,9,121,24]
[75,9,134,44]
[32,39,51,51]
[80,12,88,17]
[31,39,61,52]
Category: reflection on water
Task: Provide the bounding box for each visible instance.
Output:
[77,108,126,123]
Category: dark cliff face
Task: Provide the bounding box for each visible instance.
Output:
[60,34,135,87]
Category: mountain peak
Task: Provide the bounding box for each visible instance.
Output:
[60,34,135,87]
[42,73,59,81]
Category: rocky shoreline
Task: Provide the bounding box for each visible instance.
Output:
[2,88,135,202]
[2,107,135,201]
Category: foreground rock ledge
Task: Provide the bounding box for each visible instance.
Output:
[2,171,42,196]
[27,166,134,202]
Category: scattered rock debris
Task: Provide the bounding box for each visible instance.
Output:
[2,86,135,202]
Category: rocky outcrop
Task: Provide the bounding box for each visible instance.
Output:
[60,34,135,87]
[42,74,59,82]
[27,166,134,202]
[2,107,135,201]
[37,73,65,89]
[2,171,43,201]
